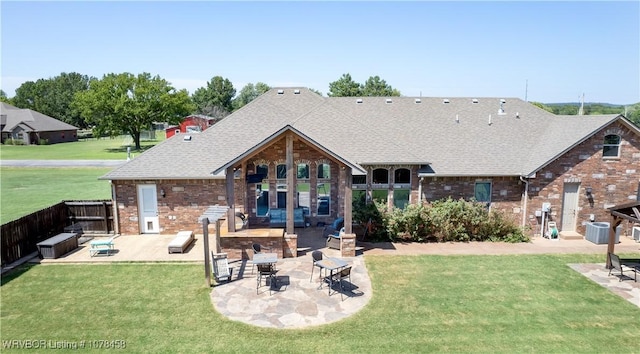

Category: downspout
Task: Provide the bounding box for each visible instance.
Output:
[519,175,529,231]
[418,177,424,203]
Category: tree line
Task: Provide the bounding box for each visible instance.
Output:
[1,71,638,149]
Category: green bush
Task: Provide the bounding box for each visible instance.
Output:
[359,197,529,243]
[4,139,25,145]
[37,139,49,145]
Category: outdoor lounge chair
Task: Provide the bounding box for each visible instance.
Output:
[211,252,233,283]
[168,230,194,253]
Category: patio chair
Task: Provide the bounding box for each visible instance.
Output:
[310,250,324,282]
[331,266,353,301]
[256,263,278,295]
[251,243,267,274]
[211,252,233,283]
[609,252,639,282]
[322,217,344,238]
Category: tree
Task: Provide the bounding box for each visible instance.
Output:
[328,73,400,97]
[192,76,236,117]
[530,102,554,113]
[0,90,9,103]
[327,73,362,97]
[11,81,38,109]
[73,72,194,149]
[232,82,270,110]
[361,76,401,96]
[626,103,640,127]
[10,72,92,127]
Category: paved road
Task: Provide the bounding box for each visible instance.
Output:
[0,160,127,167]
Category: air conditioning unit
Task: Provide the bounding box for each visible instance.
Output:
[633,226,640,242]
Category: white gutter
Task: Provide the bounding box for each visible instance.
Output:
[519,175,529,230]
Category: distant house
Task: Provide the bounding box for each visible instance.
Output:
[165,115,220,139]
[101,88,640,240]
[0,102,78,144]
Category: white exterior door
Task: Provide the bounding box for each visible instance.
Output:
[137,184,159,234]
[561,183,580,232]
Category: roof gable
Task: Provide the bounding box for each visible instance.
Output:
[0,102,78,132]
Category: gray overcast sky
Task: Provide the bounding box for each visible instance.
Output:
[1,1,639,104]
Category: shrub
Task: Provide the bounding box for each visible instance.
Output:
[380,197,529,243]
[38,139,49,145]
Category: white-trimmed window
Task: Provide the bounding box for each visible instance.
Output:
[474,181,492,207]
[372,168,389,185]
[317,163,330,179]
[394,168,411,185]
[393,189,410,209]
[317,183,330,215]
[256,164,268,179]
[603,134,621,158]
[297,163,309,179]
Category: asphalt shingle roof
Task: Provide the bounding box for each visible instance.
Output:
[100,88,623,180]
[0,102,78,132]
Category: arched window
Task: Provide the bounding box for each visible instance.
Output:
[394,168,411,184]
[372,168,389,184]
[256,164,268,179]
[603,134,621,158]
[276,164,287,179]
[317,163,330,179]
[297,163,309,179]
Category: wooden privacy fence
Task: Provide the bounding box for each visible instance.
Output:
[1,200,113,267]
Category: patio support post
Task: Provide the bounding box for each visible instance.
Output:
[606,214,622,268]
[203,218,211,287]
[286,133,295,234]
[226,167,236,233]
[344,166,352,234]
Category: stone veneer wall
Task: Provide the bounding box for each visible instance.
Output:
[220,236,283,260]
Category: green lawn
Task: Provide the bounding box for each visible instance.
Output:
[1,254,638,353]
[0,167,112,224]
[0,132,165,160]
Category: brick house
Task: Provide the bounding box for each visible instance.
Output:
[165,114,219,139]
[0,102,78,144]
[100,88,640,239]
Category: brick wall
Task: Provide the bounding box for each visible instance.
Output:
[525,121,640,236]
[112,121,639,238]
[114,179,229,235]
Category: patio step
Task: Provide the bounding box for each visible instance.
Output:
[560,231,583,240]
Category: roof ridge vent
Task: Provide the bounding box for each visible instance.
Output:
[472,98,479,104]
[415,98,422,104]
[385,98,393,104]
[443,99,450,104]
[293,89,300,94]
[277,89,284,95]
[356,98,363,104]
